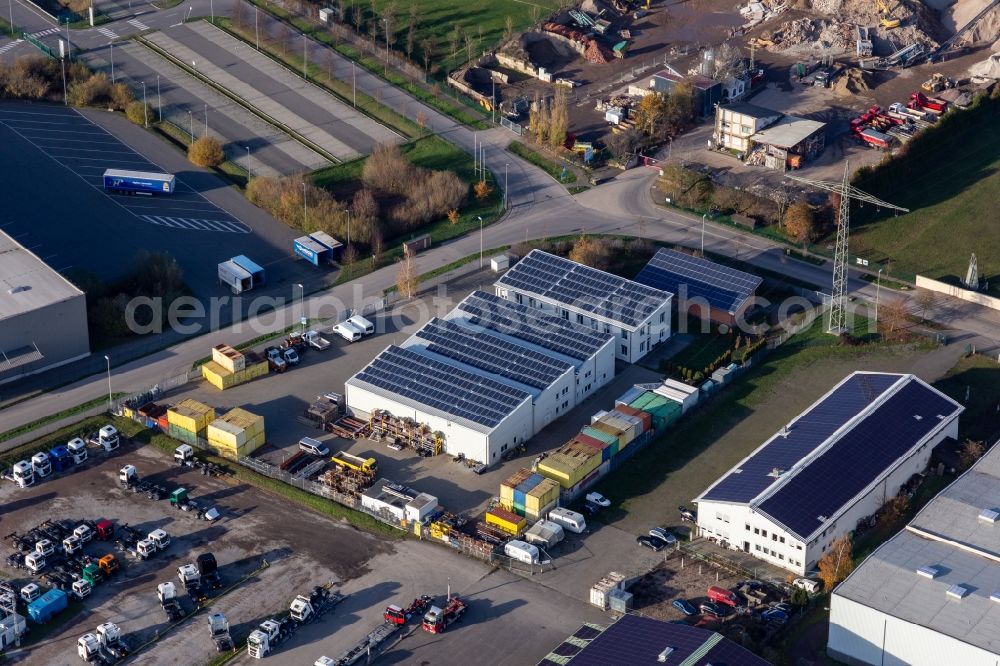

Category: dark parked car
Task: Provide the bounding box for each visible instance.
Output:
[700,601,725,618]
[761,608,789,625]
[637,535,668,551]
[672,599,697,616]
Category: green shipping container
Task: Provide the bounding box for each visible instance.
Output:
[582,426,617,446]
[168,422,199,446]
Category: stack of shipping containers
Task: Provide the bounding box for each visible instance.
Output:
[485,506,527,537]
[500,470,560,523]
[205,408,265,460]
[201,344,268,390]
[625,391,682,431]
[537,441,602,490]
[166,399,216,446]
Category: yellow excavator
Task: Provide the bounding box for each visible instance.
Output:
[878,0,901,29]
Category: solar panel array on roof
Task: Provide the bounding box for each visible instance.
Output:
[351,345,530,428]
[758,378,961,539]
[559,615,770,666]
[456,291,611,361]
[634,248,763,314]
[701,373,902,504]
[495,250,671,328]
[414,318,573,390]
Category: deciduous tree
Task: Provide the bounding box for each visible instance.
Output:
[960,439,986,470]
[817,534,853,591]
[396,253,418,298]
[783,202,816,242]
[188,136,226,168]
[568,235,612,271]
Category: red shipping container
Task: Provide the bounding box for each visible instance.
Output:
[574,433,606,452]
[615,405,651,433]
[156,415,169,431]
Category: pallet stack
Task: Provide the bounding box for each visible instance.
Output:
[369,410,444,455]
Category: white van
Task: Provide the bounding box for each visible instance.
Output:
[348,314,375,336]
[548,507,587,534]
[504,539,540,565]
[298,437,330,456]
[332,322,362,343]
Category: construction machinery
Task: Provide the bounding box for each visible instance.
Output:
[921,72,953,93]
[208,612,234,651]
[422,596,468,634]
[383,596,432,625]
[877,0,900,28]
[157,582,185,621]
[331,451,378,476]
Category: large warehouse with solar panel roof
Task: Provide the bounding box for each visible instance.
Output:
[694,372,962,575]
[345,290,616,465]
[634,248,762,326]
[494,250,673,362]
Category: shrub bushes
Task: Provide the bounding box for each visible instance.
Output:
[188,135,226,168]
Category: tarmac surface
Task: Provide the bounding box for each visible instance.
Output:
[0,100,325,297]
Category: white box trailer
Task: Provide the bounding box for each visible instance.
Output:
[218,260,253,294]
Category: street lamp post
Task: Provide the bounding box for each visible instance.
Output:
[700,214,706,254]
[874,267,883,330]
[491,78,496,124]
[302,182,307,226]
[103,355,112,411]
[187,110,193,142]
[504,163,509,209]
[255,7,260,50]
[204,102,208,134]
[157,75,161,122]
[346,209,351,248]
[140,81,147,127]
[109,41,114,83]
[477,216,484,268]
[352,62,356,107]
[210,0,214,24]
[245,146,251,179]
[7,0,13,41]
[382,18,389,75]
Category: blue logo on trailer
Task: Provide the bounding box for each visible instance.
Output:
[295,241,317,263]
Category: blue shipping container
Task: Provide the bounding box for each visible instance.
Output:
[28,589,67,624]
[103,169,175,194]
[231,255,266,287]
[294,236,331,266]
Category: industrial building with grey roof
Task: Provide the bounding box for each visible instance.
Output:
[829,437,1000,666]
[0,229,89,384]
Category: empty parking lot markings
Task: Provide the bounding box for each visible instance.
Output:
[140,215,250,233]
[128,18,150,30]
[0,40,23,55]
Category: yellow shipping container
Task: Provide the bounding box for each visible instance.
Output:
[485,507,527,536]
[539,448,600,489]
[207,408,265,448]
[201,359,268,391]
[206,432,264,460]
[525,478,560,511]
[211,343,245,373]
[167,399,216,434]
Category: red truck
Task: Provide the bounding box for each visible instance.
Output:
[422,597,468,634]
[908,92,948,114]
[707,586,739,607]
[858,128,893,150]
[383,596,432,626]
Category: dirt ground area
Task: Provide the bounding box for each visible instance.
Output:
[0,433,613,665]
[630,551,743,620]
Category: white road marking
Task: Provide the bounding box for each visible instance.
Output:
[28,27,58,38]
[97,27,118,39]
[140,215,250,233]
[0,39,23,55]
[128,18,150,30]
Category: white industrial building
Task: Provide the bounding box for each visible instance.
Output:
[0,230,89,385]
[345,290,615,465]
[694,372,962,575]
[829,438,1000,666]
[494,250,673,363]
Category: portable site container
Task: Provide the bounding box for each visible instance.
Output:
[630,394,682,431]
[615,386,646,407]
[211,344,246,373]
[486,507,527,536]
[573,432,607,455]
[294,235,332,266]
[309,231,343,257]
[231,255,266,288]
[590,410,608,425]
[209,409,264,443]
[205,436,263,461]
[167,399,216,435]
[538,445,601,489]
[614,405,651,433]
[167,423,198,447]
[512,473,544,515]
[525,478,560,513]
[500,469,534,502]
[207,408,265,459]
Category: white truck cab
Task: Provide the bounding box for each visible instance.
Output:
[12,460,34,488]
[96,425,119,452]
[31,452,52,478]
[175,444,194,465]
[67,437,88,464]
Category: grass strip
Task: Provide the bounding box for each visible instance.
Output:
[0,394,125,444]
[507,141,576,183]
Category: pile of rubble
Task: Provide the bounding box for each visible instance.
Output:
[585,39,613,63]
[831,67,873,95]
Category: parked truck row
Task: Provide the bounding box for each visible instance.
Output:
[2,426,118,489]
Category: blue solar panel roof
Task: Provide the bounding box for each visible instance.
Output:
[634,248,763,314]
[555,615,770,666]
[495,250,671,328]
[412,318,573,390]
[455,291,612,361]
[758,378,962,539]
[350,345,531,429]
[700,373,903,505]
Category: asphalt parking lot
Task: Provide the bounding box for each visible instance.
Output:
[0,101,327,296]
[1,433,609,665]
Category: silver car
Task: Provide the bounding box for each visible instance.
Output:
[649,527,677,545]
